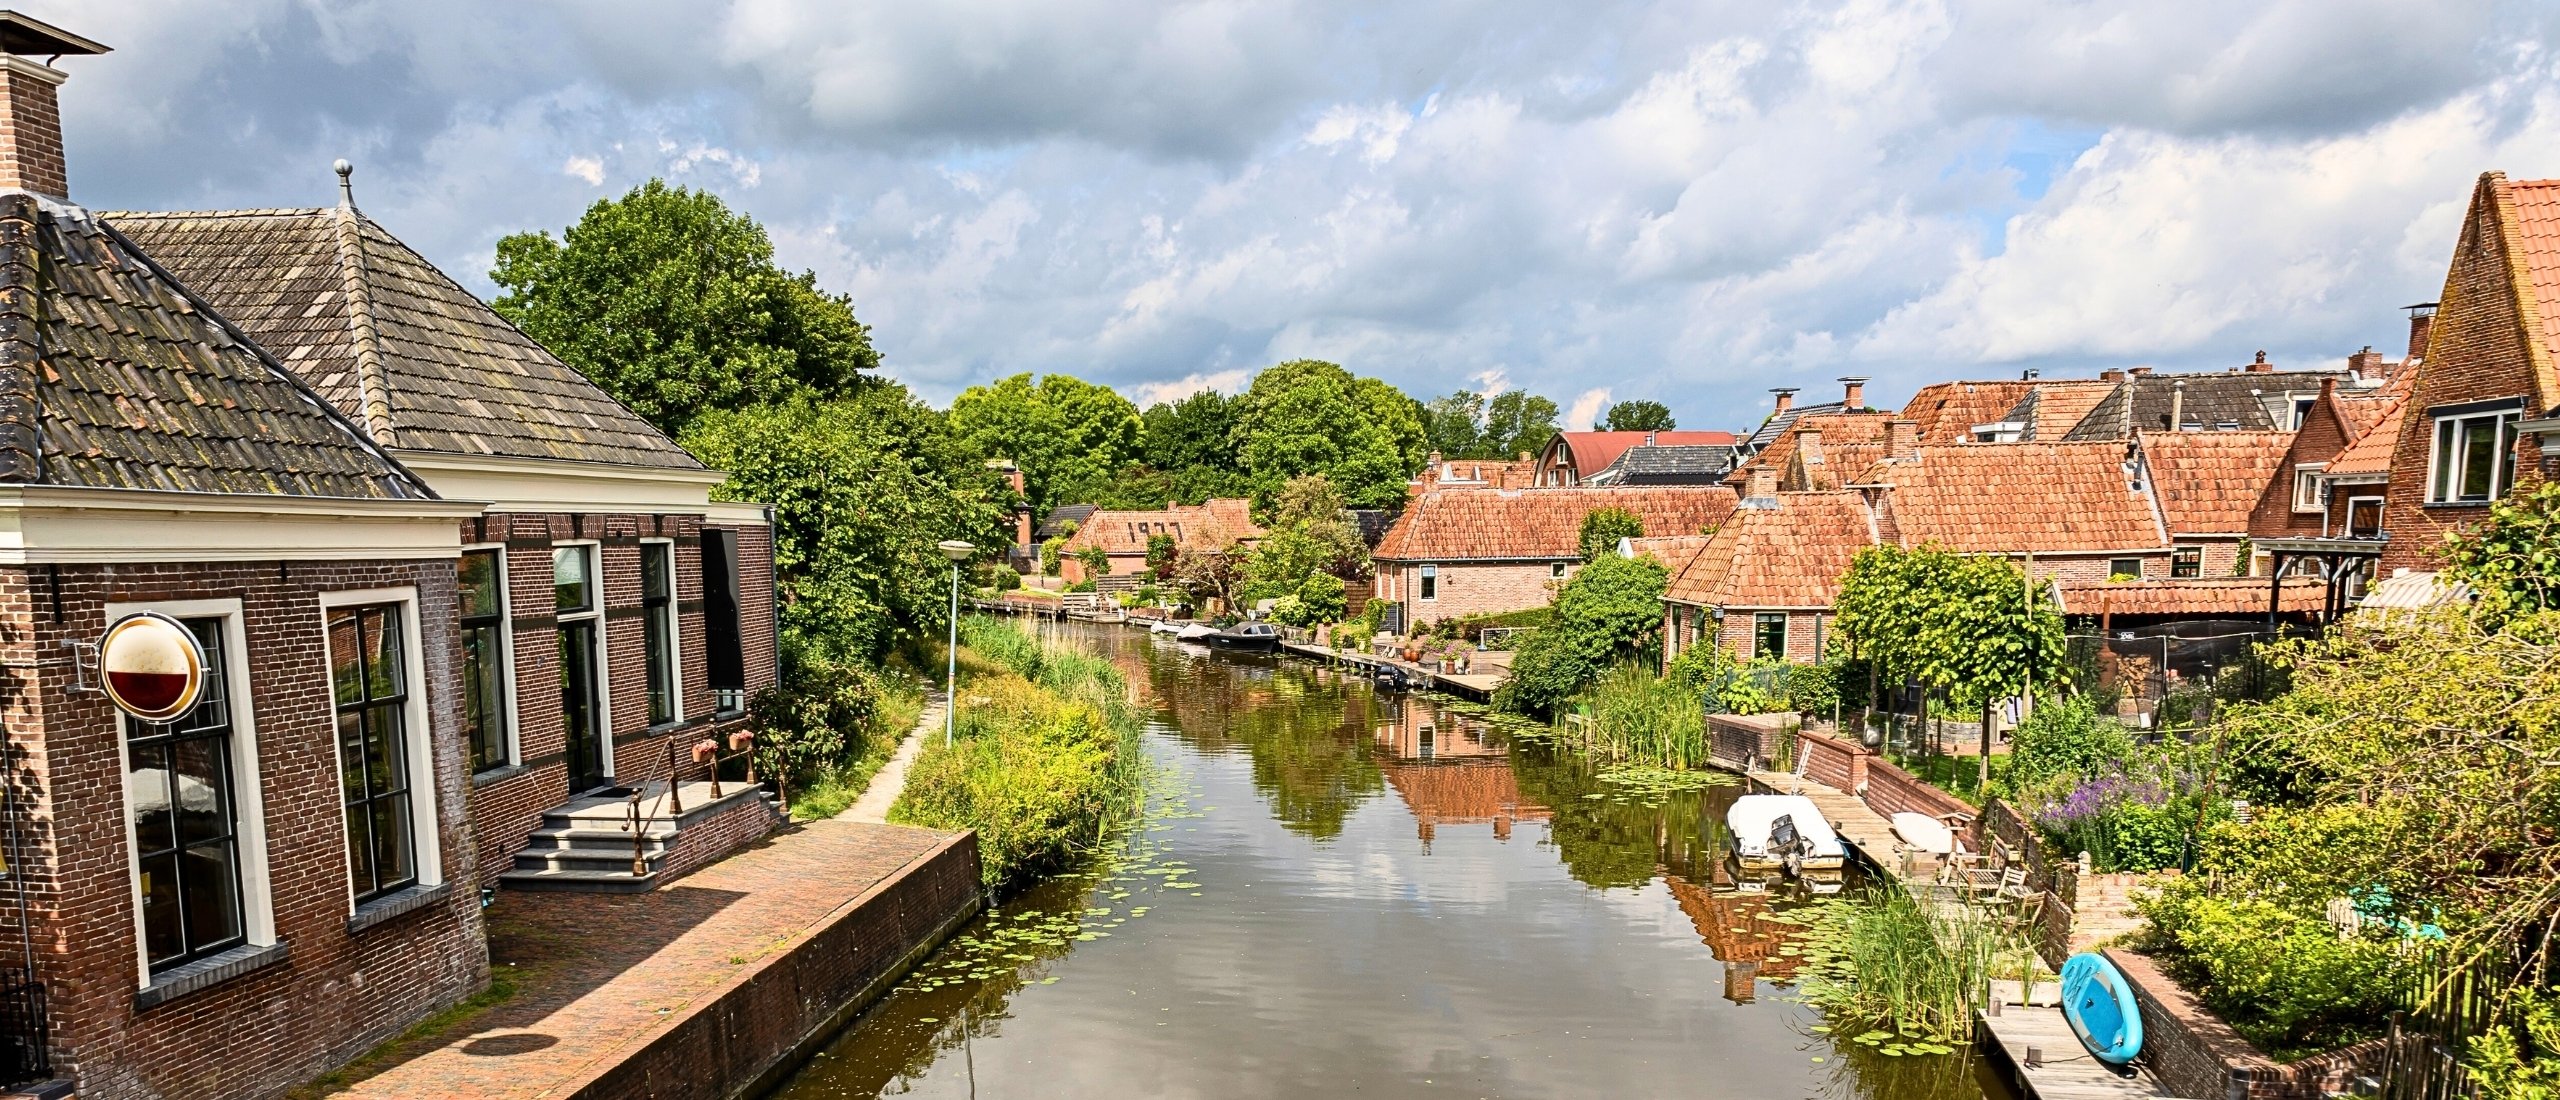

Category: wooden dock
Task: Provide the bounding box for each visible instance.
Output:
[1977,1003,2185,1099]
[1276,640,1501,700]
[1741,767,1910,879]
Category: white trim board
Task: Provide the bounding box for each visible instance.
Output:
[393,450,747,517]
[0,486,480,564]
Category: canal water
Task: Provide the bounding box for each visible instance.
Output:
[770,624,2007,1099]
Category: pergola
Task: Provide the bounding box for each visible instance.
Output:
[2253,536,2388,630]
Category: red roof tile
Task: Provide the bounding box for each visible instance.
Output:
[2138,430,2295,536]
[1060,499,1263,556]
[1897,380,2042,442]
[1726,412,1895,488]
[2326,387,2409,477]
[1663,491,1876,609]
[2509,180,2560,399]
[2004,381,2116,440]
[1864,442,2165,555]
[1374,486,1738,562]
[1624,534,1716,578]
[2056,577,2325,616]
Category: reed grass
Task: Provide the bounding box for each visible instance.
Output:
[1795,887,2043,1053]
[1552,662,1710,770]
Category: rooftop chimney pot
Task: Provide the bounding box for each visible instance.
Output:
[2246,350,2275,373]
[2099,368,2127,382]
[1769,387,1797,415]
[2169,379,2187,432]
[2405,302,2438,361]
[1838,376,1868,409]
[1886,419,1918,460]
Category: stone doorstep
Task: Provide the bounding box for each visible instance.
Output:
[498,779,781,893]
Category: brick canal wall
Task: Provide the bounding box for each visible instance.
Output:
[554,829,983,1100]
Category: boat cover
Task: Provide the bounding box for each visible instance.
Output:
[1727,794,1845,859]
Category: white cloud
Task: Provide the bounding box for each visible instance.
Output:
[1132,369,1251,406]
[1564,388,1612,432]
[562,156,605,185]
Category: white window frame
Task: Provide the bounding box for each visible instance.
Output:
[2290,463,2327,513]
[640,537,684,728]
[460,543,520,773]
[1550,562,1568,580]
[109,598,276,986]
[552,540,614,779]
[2427,407,2522,504]
[2343,495,2386,538]
[2290,395,2317,430]
[319,587,446,910]
[1419,564,1438,601]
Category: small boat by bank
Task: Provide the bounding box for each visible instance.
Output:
[1174,623,1218,642]
[1205,622,1281,651]
[1726,794,1846,893]
[1145,619,1188,635]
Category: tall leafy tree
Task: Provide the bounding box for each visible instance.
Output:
[491,179,876,437]
[1483,390,1561,459]
[1142,390,1240,471]
[1578,506,1645,560]
[1235,359,1427,510]
[1494,554,1671,717]
[947,372,1140,515]
[1603,399,1677,432]
[1836,544,2060,781]
[1423,391,1487,457]
[1242,475,1371,600]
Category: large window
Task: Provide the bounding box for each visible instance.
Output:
[332,605,416,903]
[2172,548,2202,578]
[127,618,245,972]
[1753,612,1787,660]
[643,542,679,726]
[2429,408,2521,503]
[460,549,510,773]
[701,530,746,715]
[2291,464,2327,513]
[2108,557,2144,580]
[556,545,609,789]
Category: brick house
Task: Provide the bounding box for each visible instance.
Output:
[2373,172,2560,574]
[113,178,783,892]
[1659,486,1876,664]
[1530,431,1739,487]
[2134,429,2295,579]
[0,18,494,1096]
[1409,453,1536,493]
[1372,486,1737,628]
[1054,499,1260,584]
[1859,436,2173,584]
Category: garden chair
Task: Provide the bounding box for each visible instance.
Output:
[1998,891,2046,938]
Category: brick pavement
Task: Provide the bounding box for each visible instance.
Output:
[313,819,966,1099]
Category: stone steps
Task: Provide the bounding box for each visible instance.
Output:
[497,781,778,893]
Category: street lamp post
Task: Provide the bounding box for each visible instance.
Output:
[937,540,976,748]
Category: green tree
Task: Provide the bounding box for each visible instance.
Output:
[1495,554,1671,717]
[491,179,876,437]
[1142,390,1240,469]
[2441,480,2560,624]
[1241,474,1371,599]
[680,382,1008,661]
[1836,544,2062,782]
[1235,360,1427,509]
[1145,532,1178,576]
[1602,399,1676,432]
[1578,506,1645,561]
[948,372,1142,516]
[1483,390,1561,459]
[1423,390,1487,457]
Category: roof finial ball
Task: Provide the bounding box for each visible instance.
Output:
[334,159,355,207]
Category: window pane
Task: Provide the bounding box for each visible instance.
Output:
[329,612,364,705]
[138,852,183,967]
[366,610,404,700]
[553,546,591,612]
[646,611,674,726]
[128,743,176,854]
[2497,414,2517,498]
[345,804,373,895]
[171,738,229,850]
[371,800,413,892]
[178,844,240,951]
[464,624,505,772]
[338,711,368,800]
[459,550,501,620]
[2434,418,2458,500]
[642,546,670,602]
[2460,417,2499,499]
[365,707,402,798]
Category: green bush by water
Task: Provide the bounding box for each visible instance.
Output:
[1796,888,2042,1052]
[1553,663,1709,769]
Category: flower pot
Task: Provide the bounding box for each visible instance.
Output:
[1401,648,1421,662]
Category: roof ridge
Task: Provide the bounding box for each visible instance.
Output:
[97,207,333,220]
[330,201,398,445]
[0,194,44,483]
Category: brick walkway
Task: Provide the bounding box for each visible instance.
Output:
[313,820,957,1099]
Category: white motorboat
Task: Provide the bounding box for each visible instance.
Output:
[1146,619,1187,635]
[1726,794,1847,891]
[1174,623,1218,642]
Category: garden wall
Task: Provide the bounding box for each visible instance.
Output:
[2105,948,2384,1100]
[1707,712,1790,771]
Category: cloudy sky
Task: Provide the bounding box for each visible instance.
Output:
[40,0,2560,428]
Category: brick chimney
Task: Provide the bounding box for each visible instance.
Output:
[0,15,108,200]
[1886,419,1918,460]
[1769,387,1798,415]
[1838,376,1868,409]
[2406,302,2437,361]
[1745,465,1778,502]
[2099,369,2127,382]
[2241,350,2271,373]
[2128,366,2154,377]
[1798,425,1824,468]
[2346,345,2387,379]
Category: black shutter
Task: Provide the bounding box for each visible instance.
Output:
[702,528,745,691]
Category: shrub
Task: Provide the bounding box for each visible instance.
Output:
[748,642,884,783]
[1495,553,1669,717]
[1560,662,1707,768]
[1039,536,1066,576]
[2139,883,2404,1059]
[1072,545,1110,577]
[1578,506,1645,561]
[2004,694,2133,788]
[1275,574,1346,627]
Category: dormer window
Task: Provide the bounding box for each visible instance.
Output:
[2427,402,2521,504]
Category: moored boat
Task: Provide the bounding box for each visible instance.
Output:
[1205,622,1281,651]
[1174,623,1218,642]
[1725,794,1846,892]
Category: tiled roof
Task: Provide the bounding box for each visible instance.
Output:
[1747,400,1855,447]
[110,206,700,469]
[0,196,429,499]
[1726,412,1894,488]
[1897,380,2042,441]
[2056,577,2325,616]
[1623,534,1715,578]
[2334,378,2406,441]
[1663,491,1875,609]
[1059,499,1262,556]
[2059,370,2342,441]
[1997,381,2115,441]
[1547,431,1739,482]
[2325,388,2408,478]
[1413,456,1536,491]
[1865,442,2165,554]
[1036,503,1098,541]
[1586,444,1737,485]
[1374,486,1738,562]
[2500,179,2560,408]
[2138,430,2295,536]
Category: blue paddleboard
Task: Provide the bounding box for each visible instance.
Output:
[2059,952,2144,1065]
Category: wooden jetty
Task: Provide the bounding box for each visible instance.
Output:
[1276,640,1501,701]
[1977,1001,2185,1099]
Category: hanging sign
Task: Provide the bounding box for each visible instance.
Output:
[99,613,204,722]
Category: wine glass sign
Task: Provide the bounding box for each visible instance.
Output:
[99,613,205,722]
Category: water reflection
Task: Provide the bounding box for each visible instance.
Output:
[769,624,2005,1100]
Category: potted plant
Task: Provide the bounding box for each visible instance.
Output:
[1401,638,1422,663]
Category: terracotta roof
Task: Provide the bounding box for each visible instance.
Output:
[1726,412,1894,488]
[1059,499,1261,556]
[110,206,700,469]
[1663,491,1875,609]
[1545,431,1739,483]
[2059,370,2342,441]
[1998,381,2115,441]
[2510,180,2560,401]
[1381,762,1550,826]
[1623,534,1715,578]
[1865,442,2165,555]
[2056,577,2325,616]
[1374,486,1737,562]
[2333,377,2406,441]
[0,197,431,499]
[2326,388,2409,478]
[2138,430,2295,536]
[1897,380,2042,441]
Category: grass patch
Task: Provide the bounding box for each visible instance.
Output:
[1794,887,2044,1053]
[788,675,926,822]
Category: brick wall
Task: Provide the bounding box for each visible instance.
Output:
[1706,713,1791,771]
[460,512,779,891]
[653,793,787,884]
[1380,560,1570,627]
[3,558,488,1100]
[2249,395,2351,540]
[2379,174,2552,574]
[2107,948,2384,1100]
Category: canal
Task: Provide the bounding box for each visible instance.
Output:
[771,623,2008,1099]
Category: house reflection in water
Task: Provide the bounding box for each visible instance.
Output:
[1372,697,1549,849]
[1667,867,1809,1005]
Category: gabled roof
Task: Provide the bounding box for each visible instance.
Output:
[1060,499,1262,556]
[1996,381,2115,441]
[1543,431,1739,483]
[2056,577,2325,616]
[1622,534,1716,578]
[2496,178,2560,411]
[1585,444,1737,486]
[2137,430,2295,537]
[1663,491,1875,609]
[1862,441,2164,555]
[1726,412,1894,489]
[1374,486,1737,562]
[0,195,430,499]
[1897,380,2042,441]
[1746,400,1855,447]
[2059,369,2342,441]
[109,205,701,469]
[2326,389,2409,478]
[1037,503,1098,541]
[1412,456,1535,492]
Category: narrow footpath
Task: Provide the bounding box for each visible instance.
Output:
[844,693,945,823]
